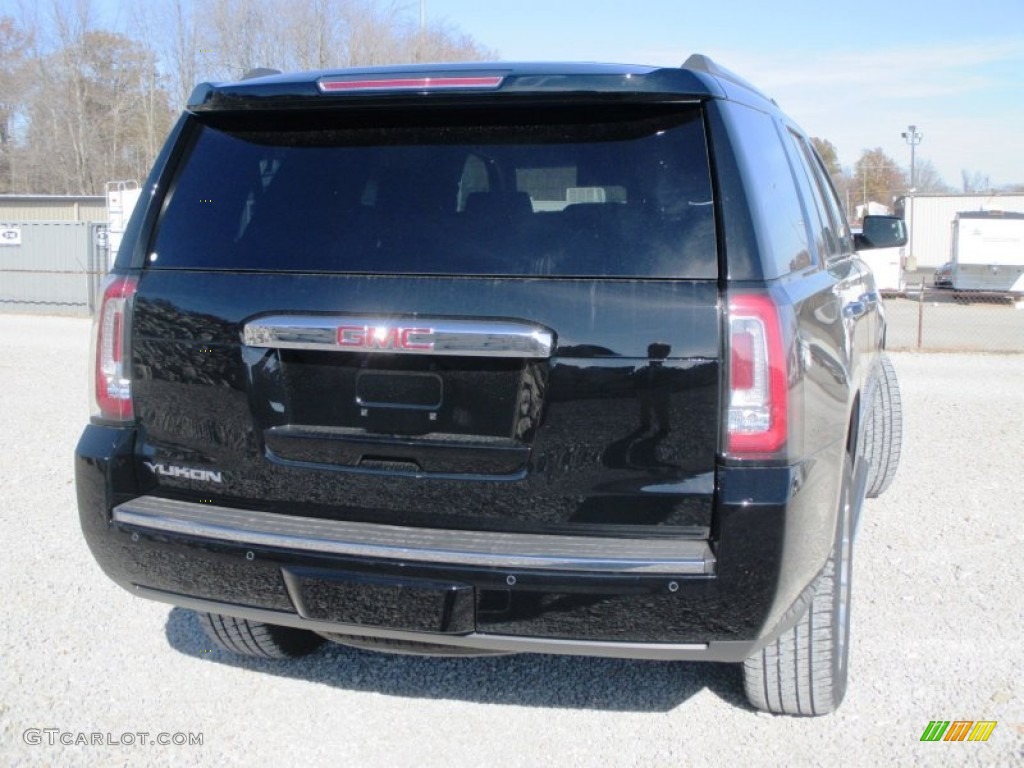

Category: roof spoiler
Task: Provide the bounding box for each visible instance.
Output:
[683,54,773,102]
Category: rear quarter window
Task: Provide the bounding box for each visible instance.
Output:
[148,106,717,279]
[721,104,815,278]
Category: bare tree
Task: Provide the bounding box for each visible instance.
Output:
[0,0,497,193]
[853,148,907,208]
[961,169,993,195]
[140,0,202,109]
[42,0,96,192]
[810,137,841,177]
[411,19,496,63]
[0,16,32,191]
[207,0,281,77]
[283,0,336,71]
[177,0,494,78]
[18,0,171,193]
[909,158,950,194]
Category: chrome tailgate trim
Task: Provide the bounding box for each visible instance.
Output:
[242,315,554,358]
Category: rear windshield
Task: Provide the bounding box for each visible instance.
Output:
[150,105,716,278]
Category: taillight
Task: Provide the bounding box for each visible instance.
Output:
[92,275,138,422]
[726,293,788,456]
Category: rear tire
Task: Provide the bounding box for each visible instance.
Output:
[863,353,903,498]
[743,457,854,716]
[197,611,325,659]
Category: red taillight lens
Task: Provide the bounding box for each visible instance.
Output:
[730,330,756,391]
[92,275,137,422]
[727,294,788,456]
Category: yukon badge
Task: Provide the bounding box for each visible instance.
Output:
[144,461,223,484]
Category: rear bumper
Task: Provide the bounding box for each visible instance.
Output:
[131,584,759,662]
[113,496,716,575]
[76,424,844,660]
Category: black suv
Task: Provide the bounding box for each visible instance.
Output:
[76,55,902,716]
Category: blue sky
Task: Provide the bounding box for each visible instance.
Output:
[422,0,1024,188]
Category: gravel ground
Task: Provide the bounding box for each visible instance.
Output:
[1,314,1022,767]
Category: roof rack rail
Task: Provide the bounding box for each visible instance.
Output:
[682,54,772,102]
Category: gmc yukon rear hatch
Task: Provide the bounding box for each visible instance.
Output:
[130,100,721,538]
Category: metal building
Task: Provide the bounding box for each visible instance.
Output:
[1,195,110,315]
[0,194,106,223]
[896,194,1024,270]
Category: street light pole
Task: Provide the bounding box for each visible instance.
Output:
[900,125,922,275]
[901,124,922,190]
[416,0,426,61]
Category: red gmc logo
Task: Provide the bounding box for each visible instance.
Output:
[337,325,434,351]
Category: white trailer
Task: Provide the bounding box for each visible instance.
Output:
[951,211,1024,295]
[896,194,1024,270]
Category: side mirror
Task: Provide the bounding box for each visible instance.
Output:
[857,215,908,249]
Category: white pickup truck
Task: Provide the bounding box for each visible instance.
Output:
[854,214,908,294]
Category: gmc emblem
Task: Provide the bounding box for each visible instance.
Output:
[337,325,434,351]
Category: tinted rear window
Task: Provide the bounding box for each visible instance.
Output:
[150,106,716,278]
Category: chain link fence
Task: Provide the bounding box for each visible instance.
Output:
[884,281,1024,353]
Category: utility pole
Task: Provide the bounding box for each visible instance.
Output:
[417,0,426,61]
[901,125,922,190]
[901,125,922,274]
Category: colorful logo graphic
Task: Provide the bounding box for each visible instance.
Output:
[920,721,997,742]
